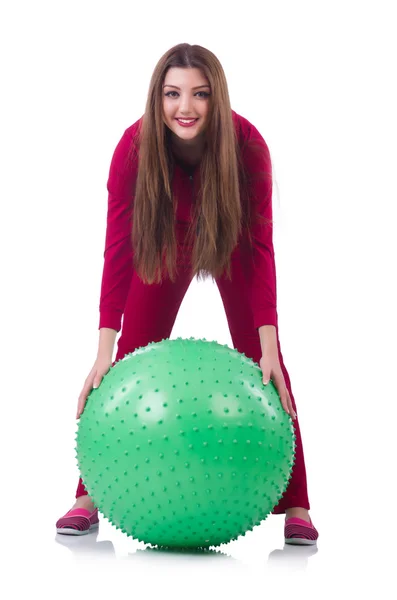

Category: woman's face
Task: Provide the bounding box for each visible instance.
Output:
[162,67,211,145]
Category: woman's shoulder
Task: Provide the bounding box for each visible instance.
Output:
[107,116,144,192]
[231,109,270,171]
[231,109,266,145]
[119,115,144,159]
[123,115,144,142]
[109,115,144,173]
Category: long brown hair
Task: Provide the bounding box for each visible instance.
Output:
[130,43,270,284]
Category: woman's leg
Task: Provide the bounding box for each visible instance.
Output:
[75,266,194,498]
[215,253,310,514]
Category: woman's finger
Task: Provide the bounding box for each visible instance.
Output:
[76,380,93,419]
[76,369,106,418]
[77,395,89,419]
[76,394,86,419]
[93,374,103,389]
[286,388,297,420]
[272,370,290,416]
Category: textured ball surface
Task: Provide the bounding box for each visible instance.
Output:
[76,338,296,548]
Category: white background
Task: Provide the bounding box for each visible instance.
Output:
[1,0,396,598]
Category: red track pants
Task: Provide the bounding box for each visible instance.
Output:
[76,252,310,514]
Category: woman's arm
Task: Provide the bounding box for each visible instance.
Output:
[97,327,118,360]
[98,126,138,333]
[258,324,278,353]
[240,123,278,336]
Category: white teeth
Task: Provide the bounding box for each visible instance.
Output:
[178,119,196,123]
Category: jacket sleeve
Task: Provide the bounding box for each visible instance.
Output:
[240,124,278,330]
[98,128,136,332]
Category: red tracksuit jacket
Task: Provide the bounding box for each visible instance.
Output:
[98,109,277,333]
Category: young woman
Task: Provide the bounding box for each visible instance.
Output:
[56,43,319,546]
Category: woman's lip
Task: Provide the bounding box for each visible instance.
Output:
[175,118,199,128]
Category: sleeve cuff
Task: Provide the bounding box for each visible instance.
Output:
[253,308,278,330]
[99,310,122,333]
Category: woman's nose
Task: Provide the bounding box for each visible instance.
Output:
[178,95,193,112]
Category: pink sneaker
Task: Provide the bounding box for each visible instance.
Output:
[284,516,319,545]
[56,507,99,536]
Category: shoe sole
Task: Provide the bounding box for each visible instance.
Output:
[56,522,99,536]
[285,537,317,546]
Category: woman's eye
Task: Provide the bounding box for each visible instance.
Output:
[165,91,210,98]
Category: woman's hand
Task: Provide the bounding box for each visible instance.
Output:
[259,350,296,420]
[76,355,113,419]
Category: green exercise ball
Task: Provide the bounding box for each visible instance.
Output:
[76,337,296,549]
